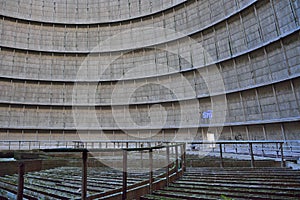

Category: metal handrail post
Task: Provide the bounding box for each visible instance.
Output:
[81,151,88,200]
[122,150,128,200]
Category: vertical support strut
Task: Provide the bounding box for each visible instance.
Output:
[219,143,224,168]
[82,151,88,200]
[17,162,25,200]
[175,145,179,177]
[166,146,170,186]
[249,143,255,168]
[280,142,285,168]
[149,149,153,194]
[180,143,186,172]
[183,143,186,172]
[122,150,128,200]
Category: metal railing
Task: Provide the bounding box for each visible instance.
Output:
[1,140,299,161]
[187,141,293,168]
[3,140,299,199]
[0,140,167,150]
[15,143,186,200]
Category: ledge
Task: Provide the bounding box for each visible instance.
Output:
[0,74,298,107]
[0,24,298,84]
[0,116,299,131]
[0,0,187,25]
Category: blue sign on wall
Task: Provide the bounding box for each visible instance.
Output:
[202,110,213,119]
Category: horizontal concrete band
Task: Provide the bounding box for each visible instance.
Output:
[2,1,297,55]
[0,0,187,24]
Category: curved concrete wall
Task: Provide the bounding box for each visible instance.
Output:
[0,0,186,24]
[0,32,299,105]
[0,77,299,129]
[0,1,294,54]
[0,0,258,52]
[0,0,299,142]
